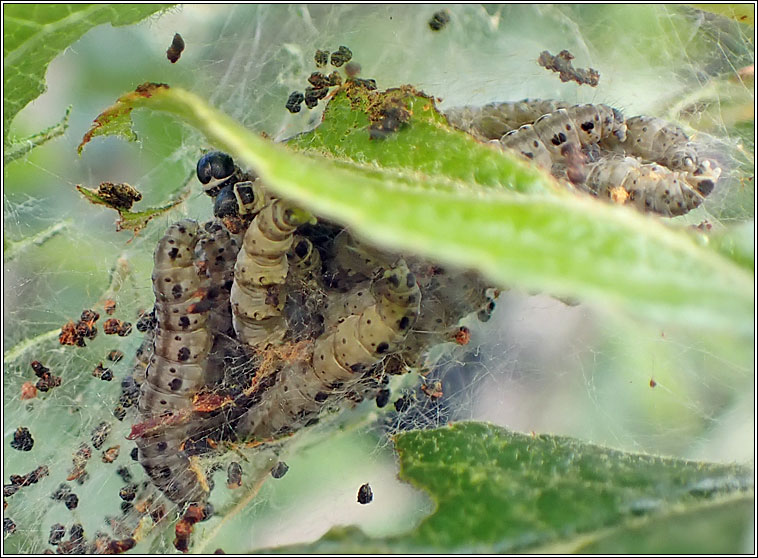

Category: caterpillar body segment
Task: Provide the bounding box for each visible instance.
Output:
[313,260,421,383]
[230,199,312,347]
[583,156,709,216]
[136,219,213,506]
[445,99,569,140]
[400,265,494,368]
[496,125,554,169]
[328,230,395,289]
[614,116,699,171]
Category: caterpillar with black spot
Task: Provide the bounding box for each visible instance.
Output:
[496,103,627,176]
[445,98,570,141]
[237,259,421,440]
[194,220,243,384]
[135,219,212,505]
[601,115,721,192]
[230,197,312,348]
[583,156,716,216]
[447,100,720,215]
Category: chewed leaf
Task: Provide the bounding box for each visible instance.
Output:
[78,84,753,334]
[3,4,170,133]
[76,179,187,233]
[261,422,753,553]
[78,83,171,154]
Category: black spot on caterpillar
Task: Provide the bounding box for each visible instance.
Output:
[135,219,211,506]
[230,199,311,347]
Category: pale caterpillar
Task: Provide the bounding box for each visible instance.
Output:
[445,98,570,140]
[135,219,212,505]
[446,99,720,215]
[237,260,421,441]
[600,115,721,199]
[230,198,312,348]
[496,104,627,175]
[583,156,715,216]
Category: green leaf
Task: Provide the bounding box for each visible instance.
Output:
[2,3,170,133]
[78,84,754,335]
[263,422,753,553]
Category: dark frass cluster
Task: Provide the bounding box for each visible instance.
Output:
[286,46,356,113]
[428,10,451,31]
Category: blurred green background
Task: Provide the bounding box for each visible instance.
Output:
[3,4,754,553]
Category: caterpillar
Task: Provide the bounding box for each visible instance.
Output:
[230,198,312,348]
[194,220,243,385]
[601,116,721,191]
[327,230,395,289]
[496,104,627,173]
[605,116,704,172]
[445,99,570,140]
[447,100,720,215]
[237,259,421,440]
[583,156,715,216]
[135,219,212,505]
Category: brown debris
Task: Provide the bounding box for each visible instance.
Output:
[173,503,211,553]
[104,299,117,315]
[93,183,143,211]
[166,33,185,64]
[103,318,132,336]
[30,360,61,392]
[421,380,444,399]
[452,326,471,345]
[59,309,100,347]
[538,49,599,87]
[101,446,121,463]
[20,381,37,400]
